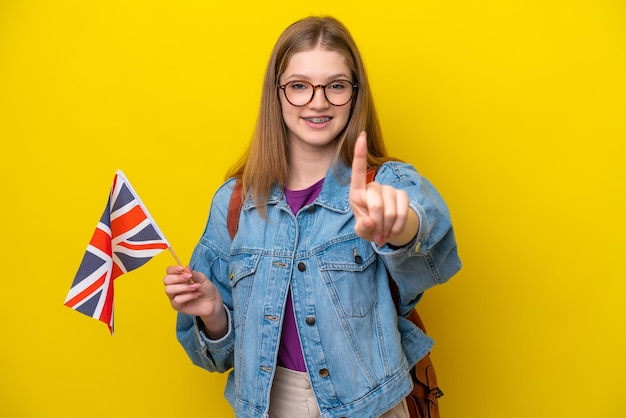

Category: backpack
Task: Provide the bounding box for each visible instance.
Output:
[226,169,443,418]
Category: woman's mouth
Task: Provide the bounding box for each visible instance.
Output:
[303,116,332,126]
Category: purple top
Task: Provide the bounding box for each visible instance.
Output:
[279,178,324,372]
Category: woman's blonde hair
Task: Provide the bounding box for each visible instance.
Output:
[227,16,392,211]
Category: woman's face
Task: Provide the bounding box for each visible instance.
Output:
[278,46,354,154]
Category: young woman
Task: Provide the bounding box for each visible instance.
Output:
[164,16,461,418]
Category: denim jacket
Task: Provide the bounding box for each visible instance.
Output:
[177,160,461,418]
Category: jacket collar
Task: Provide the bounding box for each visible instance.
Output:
[243,159,353,214]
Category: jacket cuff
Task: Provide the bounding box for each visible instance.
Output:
[194,305,233,348]
[374,203,425,255]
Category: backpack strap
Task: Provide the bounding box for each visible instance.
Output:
[366,167,377,184]
[227,179,244,240]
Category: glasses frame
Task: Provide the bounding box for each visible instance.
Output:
[278,79,359,107]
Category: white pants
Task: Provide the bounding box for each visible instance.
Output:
[268,366,409,418]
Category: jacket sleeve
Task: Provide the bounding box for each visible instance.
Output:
[373,162,462,316]
[175,179,238,373]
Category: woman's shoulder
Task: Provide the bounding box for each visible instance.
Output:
[375,160,420,181]
[213,177,239,199]
[208,177,239,213]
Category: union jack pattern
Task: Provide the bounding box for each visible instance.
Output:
[64,170,169,334]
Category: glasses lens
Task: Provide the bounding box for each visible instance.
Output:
[284,81,314,106]
[324,80,354,106]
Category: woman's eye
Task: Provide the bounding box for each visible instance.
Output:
[290,82,309,90]
[329,81,347,90]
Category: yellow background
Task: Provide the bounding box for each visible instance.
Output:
[1,0,624,417]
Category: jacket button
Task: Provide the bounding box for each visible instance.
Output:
[306,206,316,214]
[305,316,316,326]
[297,262,306,272]
[318,368,329,378]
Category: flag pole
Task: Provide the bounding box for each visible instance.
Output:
[168,247,193,282]
[168,247,184,267]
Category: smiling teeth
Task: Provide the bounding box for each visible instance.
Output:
[307,117,331,123]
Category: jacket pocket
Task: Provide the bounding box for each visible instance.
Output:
[315,237,377,318]
[228,252,260,328]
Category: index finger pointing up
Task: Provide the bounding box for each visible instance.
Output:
[350,131,368,196]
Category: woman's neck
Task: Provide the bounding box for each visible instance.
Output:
[286,143,336,190]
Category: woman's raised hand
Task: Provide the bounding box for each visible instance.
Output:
[349,132,419,247]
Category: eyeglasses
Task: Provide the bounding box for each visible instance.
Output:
[278,79,358,107]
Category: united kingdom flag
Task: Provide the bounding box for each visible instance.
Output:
[64,170,170,334]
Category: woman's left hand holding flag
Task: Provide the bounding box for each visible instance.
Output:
[163,266,229,340]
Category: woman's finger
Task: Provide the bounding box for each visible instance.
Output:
[389,189,409,240]
[380,185,398,241]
